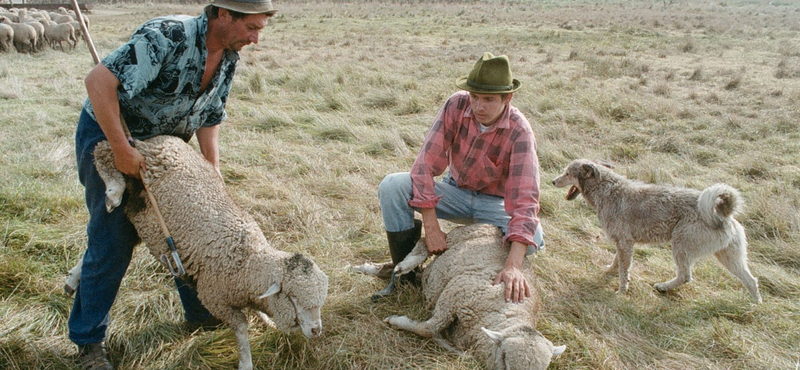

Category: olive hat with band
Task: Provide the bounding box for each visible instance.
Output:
[456,52,521,94]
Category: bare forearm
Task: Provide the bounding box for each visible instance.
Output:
[85,64,127,150]
[196,125,220,173]
[505,241,528,270]
[420,208,439,234]
[85,63,144,177]
[420,208,447,254]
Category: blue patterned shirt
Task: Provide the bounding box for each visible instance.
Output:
[83,12,238,141]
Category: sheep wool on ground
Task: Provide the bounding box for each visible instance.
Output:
[90,135,329,370]
[385,223,565,370]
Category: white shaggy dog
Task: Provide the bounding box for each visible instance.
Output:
[552,159,762,303]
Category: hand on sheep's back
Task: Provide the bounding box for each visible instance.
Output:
[492,241,532,303]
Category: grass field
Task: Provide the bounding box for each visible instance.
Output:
[1,0,799,369]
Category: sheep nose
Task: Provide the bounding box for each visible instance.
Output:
[311,327,321,336]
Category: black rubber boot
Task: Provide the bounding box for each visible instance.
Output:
[388,219,423,265]
[372,219,422,301]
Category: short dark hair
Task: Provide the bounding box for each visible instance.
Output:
[204,5,248,21]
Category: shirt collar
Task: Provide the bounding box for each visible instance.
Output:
[465,102,512,130]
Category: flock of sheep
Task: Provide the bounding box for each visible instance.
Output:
[0,6,86,53]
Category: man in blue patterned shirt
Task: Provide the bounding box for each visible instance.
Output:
[70,1,276,369]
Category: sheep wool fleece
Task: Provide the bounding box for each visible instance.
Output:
[386,224,564,370]
[93,135,328,370]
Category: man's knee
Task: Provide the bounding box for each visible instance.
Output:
[378,172,412,198]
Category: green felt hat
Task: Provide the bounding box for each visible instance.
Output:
[455,52,521,94]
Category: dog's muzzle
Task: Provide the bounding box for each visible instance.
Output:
[566,185,580,200]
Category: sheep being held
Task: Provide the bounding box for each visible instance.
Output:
[73,135,329,370]
[384,223,565,370]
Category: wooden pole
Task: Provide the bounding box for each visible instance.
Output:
[69,0,100,65]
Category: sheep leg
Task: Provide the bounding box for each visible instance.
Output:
[92,144,126,213]
[64,255,84,296]
[393,240,429,276]
[385,284,456,338]
[227,311,254,370]
[372,240,429,301]
[253,310,277,329]
[350,261,394,279]
[385,306,454,338]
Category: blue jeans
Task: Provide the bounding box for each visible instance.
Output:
[378,172,544,255]
[69,109,212,345]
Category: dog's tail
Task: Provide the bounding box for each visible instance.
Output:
[698,183,743,225]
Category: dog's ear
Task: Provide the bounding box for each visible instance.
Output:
[580,163,598,179]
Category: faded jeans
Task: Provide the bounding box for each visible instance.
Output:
[68,108,212,346]
[378,172,544,255]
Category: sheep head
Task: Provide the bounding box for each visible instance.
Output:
[482,326,566,370]
[258,253,328,338]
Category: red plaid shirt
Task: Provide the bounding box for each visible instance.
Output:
[409,91,542,247]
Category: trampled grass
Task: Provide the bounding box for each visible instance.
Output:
[1,0,799,369]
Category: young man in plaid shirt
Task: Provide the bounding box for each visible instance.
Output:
[377,52,544,304]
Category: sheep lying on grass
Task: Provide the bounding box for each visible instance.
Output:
[67,135,328,370]
[369,223,565,370]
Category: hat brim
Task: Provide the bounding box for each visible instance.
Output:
[455,76,521,94]
[212,0,278,15]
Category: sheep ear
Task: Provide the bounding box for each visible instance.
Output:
[552,345,566,356]
[481,327,504,344]
[258,283,281,299]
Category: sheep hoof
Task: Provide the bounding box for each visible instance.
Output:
[371,271,397,301]
[63,283,76,297]
[105,189,123,213]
